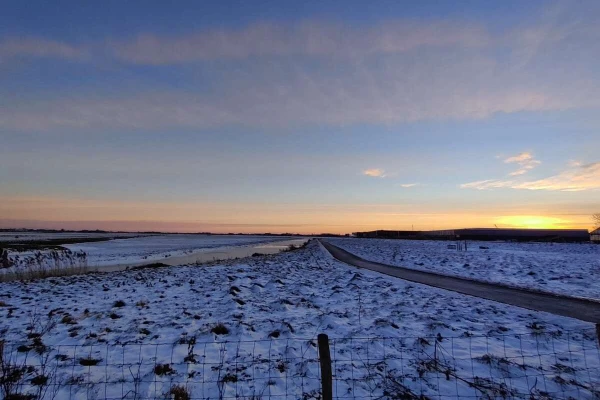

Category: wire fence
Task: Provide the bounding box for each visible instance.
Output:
[1,327,599,399]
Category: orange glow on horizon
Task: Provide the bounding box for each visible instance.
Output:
[0,196,594,234]
[493,215,572,230]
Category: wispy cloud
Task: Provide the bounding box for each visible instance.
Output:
[111,20,488,64]
[0,37,86,61]
[568,160,583,167]
[0,85,579,133]
[504,152,535,164]
[1,9,599,132]
[504,152,541,176]
[363,168,386,178]
[399,183,419,188]
[513,162,600,192]
[4,9,596,68]
[461,162,600,192]
[460,179,514,190]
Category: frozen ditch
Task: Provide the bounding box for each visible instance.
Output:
[1,234,308,280]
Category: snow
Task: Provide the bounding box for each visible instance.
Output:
[329,238,600,300]
[62,234,293,267]
[0,240,598,399]
[2,234,295,276]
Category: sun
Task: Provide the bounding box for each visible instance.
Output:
[494,215,569,229]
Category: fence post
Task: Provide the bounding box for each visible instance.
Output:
[318,334,333,400]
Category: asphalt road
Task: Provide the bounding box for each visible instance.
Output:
[320,240,600,324]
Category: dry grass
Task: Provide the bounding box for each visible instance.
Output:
[0,338,57,400]
[0,248,92,283]
[169,384,191,400]
[0,264,97,283]
[210,323,229,335]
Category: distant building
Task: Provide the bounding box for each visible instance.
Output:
[352,228,590,242]
[353,230,420,239]
[592,228,600,243]
[448,228,589,242]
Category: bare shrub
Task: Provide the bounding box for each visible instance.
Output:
[0,340,58,400]
[0,340,33,399]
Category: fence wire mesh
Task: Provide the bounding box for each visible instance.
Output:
[1,327,599,399]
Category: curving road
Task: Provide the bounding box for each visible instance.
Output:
[320,240,600,324]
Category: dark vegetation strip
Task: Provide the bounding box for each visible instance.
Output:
[129,263,170,271]
[0,236,139,251]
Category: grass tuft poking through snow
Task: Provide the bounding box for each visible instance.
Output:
[79,357,101,366]
[169,384,191,400]
[153,363,174,376]
[211,323,230,335]
[112,300,126,308]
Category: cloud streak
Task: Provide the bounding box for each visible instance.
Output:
[461,162,600,192]
[363,169,386,178]
[1,10,599,132]
[111,20,489,64]
[504,152,541,176]
[514,162,600,192]
[0,82,581,132]
[4,8,597,67]
[0,37,86,61]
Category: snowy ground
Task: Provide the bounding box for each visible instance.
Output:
[2,234,292,277]
[0,241,598,399]
[328,238,600,300]
[63,234,292,267]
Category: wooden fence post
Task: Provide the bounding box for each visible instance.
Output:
[318,334,333,400]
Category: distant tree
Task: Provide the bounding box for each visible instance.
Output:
[594,213,600,228]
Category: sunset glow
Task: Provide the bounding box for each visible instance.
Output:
[494,216,572,230]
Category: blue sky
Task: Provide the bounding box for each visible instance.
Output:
[1,0,599,233]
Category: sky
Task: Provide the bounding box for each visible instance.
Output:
[1,0,599,234]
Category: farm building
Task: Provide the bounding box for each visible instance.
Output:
[353,228,590,242]
[449,228,589,242]
[592,228,600,243]
[353,230,421,239]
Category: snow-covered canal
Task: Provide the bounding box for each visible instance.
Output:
[2,234,308,277]
[91,237,310,271]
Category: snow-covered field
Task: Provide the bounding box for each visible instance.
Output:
[0,241,598,399]
[328,238,600,300]
[63,234,292,267]
[1,234,293,278]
